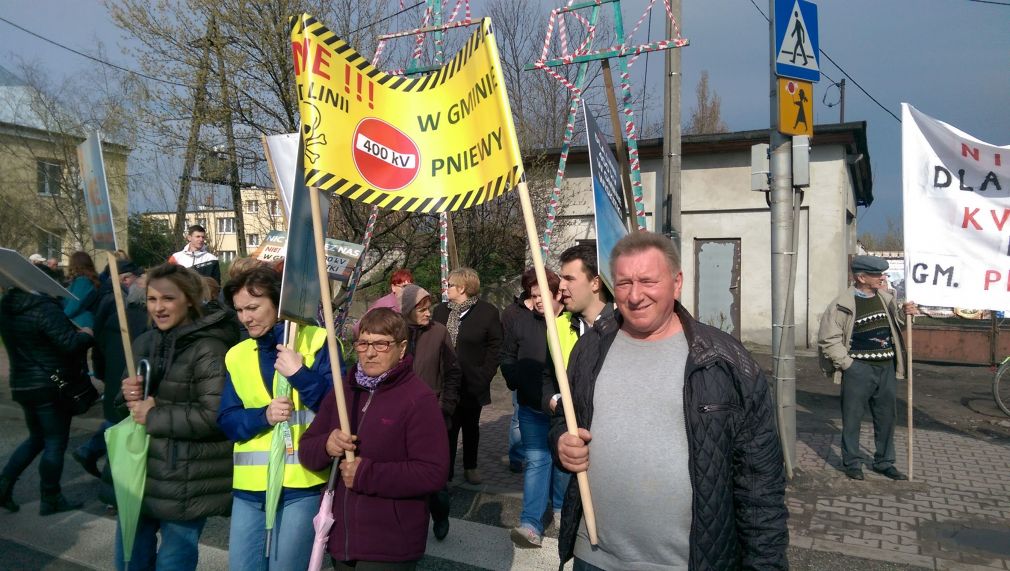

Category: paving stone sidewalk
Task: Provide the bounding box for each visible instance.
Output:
[790,422,1010,570]
[455,398,1010,570]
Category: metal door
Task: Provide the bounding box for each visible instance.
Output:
[695,239,741,339]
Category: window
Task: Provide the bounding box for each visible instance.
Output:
[247,234,261,247]
[38,229,64,259]
[219,251,236,263]
[196,218,207,229]
[217,217,236,234]
[246,200,259,213]
[37,160,63,196]
[268,199,280,216]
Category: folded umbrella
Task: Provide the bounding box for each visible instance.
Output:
[104,360,152,564]
[308,462,340,571]
[263,369,293,558]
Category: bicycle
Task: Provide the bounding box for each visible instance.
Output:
[993,356,1010,416]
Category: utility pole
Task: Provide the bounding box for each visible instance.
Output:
[174,26,213,243]
[210,16,247,258]
[662,0,682,248]
[838,78,846,123]
[769,0,797,466]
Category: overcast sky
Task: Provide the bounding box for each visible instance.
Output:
[1,0,1007,235]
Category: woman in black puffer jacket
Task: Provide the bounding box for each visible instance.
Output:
[116,264,239,571]
[0,287,94,515]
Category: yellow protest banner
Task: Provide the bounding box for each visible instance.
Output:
[290,15,524,213]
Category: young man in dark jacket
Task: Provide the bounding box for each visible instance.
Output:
[552,232,788,570]
[73,261,149,478]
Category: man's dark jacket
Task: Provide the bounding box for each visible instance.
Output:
[432,299,503,407]
[93,284,150,420]
[549,301,788,570]
[0,289,93,404]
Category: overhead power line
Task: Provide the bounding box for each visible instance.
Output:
[0,2,425,89]
[745,0,899,123]
[0,15,189,88]
[967,0,1010,6]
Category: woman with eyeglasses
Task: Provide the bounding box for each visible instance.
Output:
[432,267,503,485]
[299,308,449,570]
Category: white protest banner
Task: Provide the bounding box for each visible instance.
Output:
[256,230,363,283]
[263,133,300,219]
[254,230,288,264]
[902,103,1010,310]
[0,248,75,299]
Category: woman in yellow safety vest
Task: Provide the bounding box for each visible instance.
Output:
[218,265,334,570]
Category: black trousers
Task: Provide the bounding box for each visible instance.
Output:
[449,402,483,472]
[841,360,897,470]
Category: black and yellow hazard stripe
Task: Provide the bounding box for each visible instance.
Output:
[303,164,521,214]
[290,14,492,94]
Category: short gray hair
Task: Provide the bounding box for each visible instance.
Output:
[609,231,682,277]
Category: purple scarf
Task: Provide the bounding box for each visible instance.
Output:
[354,366,393,391]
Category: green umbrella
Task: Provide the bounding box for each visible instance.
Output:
[104,360,152,564]
[264,367,293,557]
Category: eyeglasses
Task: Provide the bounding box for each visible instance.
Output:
[353,339,400,353]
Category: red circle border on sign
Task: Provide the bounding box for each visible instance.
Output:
[351,117,421,192]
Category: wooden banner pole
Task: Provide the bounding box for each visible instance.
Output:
[106,252,135,376]
[906,316,914,481]
[516,179,598,545]
[309,186,354,462]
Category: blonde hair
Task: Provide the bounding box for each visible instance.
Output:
[228,256,260,280]
[448,267,481,296]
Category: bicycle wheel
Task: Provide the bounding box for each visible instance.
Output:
[994,361,1010,417]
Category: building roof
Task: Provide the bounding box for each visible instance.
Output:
[0,64,131,152]
[539,121,874,207]
[0,64,49,131]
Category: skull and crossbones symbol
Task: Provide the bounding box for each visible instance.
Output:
[301,102,327,164]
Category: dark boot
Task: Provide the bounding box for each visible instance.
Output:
[0,477,19,513]
[40,493,82,516]
[72,447,102,479]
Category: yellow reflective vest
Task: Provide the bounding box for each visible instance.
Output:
[225,326,329,491]
[550,312,580,367]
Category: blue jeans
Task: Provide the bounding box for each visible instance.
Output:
[2,400,71,495]
[115,514,206,571]
[517,404,570,534]
[229,493,319,571]
[509,392,524,466]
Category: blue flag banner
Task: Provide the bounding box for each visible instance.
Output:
[278,137,330,325]
[583,101,629,293]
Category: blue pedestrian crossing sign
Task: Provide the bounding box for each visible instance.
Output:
[775,0,819,82]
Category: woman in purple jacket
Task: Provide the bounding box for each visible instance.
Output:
[299,308,449,569]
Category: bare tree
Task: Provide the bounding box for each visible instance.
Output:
[685,70,727,135]
[859,217,903,252]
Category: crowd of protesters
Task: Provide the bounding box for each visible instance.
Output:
[0,229,794,570]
